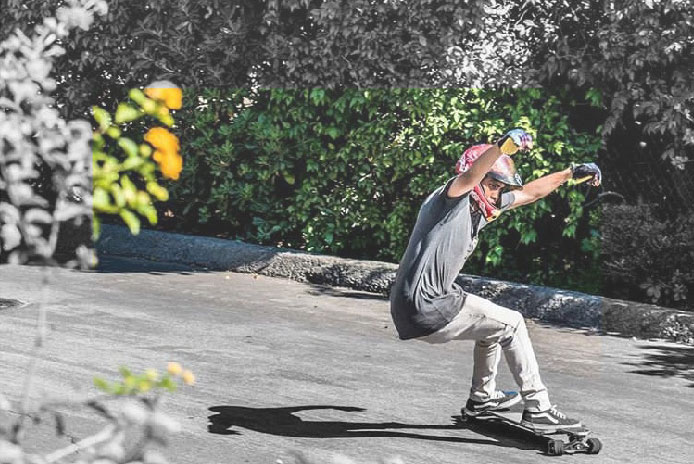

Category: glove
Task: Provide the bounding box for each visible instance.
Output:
[497,128,533,155]
[571,162,602,186]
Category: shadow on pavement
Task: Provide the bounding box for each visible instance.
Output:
[306,285,388,301]
[207,405,545,451]
[624,344,694,387]
[90,256,207,275]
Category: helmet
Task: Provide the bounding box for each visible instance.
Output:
[455,144,524,221]
[455,144,524,189]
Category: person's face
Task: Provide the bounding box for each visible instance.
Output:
[480,176,507,206]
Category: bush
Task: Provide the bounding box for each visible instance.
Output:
[1,4,193,463]
[601,204,694,309]
[161,88,602,289]
[92,84,184,237]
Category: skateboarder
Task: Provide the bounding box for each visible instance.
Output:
[389,128,601,433]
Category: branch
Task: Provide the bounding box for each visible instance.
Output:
[13,266,52,443]
[43,424,117,463]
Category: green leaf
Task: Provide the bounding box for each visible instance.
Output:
[93,377,112,393]
[115,103,142,124]
[282,171,296,185]
[129,88,146,105]
[93,133,105,149]
[119,210,141,235]
[92,216,101,239]
[158,376,177,392]
[140,204,158,225]
[92,107,112,131]
[118,137,139,158]
[93,187,116,213]
[585,88,603,108]
[105,126,121,139]
[146,182,169,201]
[121,156,144,171]
[325,127,340,139]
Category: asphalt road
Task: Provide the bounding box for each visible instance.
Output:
[1,257,692,463]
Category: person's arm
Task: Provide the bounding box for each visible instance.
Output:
[508,168,572,209]
[447,144,503,198]
[447,129,533,199]
[509,162,602,209]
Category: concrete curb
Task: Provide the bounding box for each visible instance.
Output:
[96,224,694,345]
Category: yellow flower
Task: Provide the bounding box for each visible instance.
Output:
[181,370,195,386]
[145,82,182,110]
[153,149,183,180]
[145,368,159,381]
[145,127,179,153]
[167,362,183,376]
[138,380,152,393]
[145,127,183,180]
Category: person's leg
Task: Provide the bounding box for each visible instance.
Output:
[498,310,550,412]
[420,293,550,410]
[420,293,582,430]
[470,339,501,402]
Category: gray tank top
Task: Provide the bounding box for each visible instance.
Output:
[390,177,514,339]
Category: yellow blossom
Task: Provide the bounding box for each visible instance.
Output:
[181,370,195,386]
[144,127,179,153]
[145,368,159,381]
[145,84,182,110]
[167,362,183,376]
[144,127,183,180]
[153,149,183,180]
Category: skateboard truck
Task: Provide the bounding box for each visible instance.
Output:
[546,431,602,456]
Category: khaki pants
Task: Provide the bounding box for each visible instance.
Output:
[419,293,551,412]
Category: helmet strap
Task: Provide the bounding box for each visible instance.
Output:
[471,184,501,222]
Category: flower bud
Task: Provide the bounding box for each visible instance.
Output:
[167,362,182,376]
[181,370,195,386]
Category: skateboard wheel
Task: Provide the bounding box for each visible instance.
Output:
[586,438,602,454]
[547,439,564,456]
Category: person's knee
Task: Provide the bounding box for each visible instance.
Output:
[499,310,525,346]
[508,309,524,329]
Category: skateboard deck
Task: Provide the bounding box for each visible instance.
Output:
[460,403,602,456]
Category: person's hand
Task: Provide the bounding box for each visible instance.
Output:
[497,128,533,155]
[571,162,602,187]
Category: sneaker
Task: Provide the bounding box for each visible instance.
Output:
[521,405,582,433]
[463,390,521,416]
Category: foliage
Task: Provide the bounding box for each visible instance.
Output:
[1,4,192,464]
[0,364,194,464]
[165,88,601,283]
[2,0,690,173]
[601,203,694,309]
[92,84,183,237]
[0,0,106,266]
[519,0,694,170]
[93,362,195,396]
[0,0,489,120]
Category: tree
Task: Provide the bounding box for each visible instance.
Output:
[0,0,489,119]
[518,0,694,170]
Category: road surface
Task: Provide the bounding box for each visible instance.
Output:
[1,257,692,463]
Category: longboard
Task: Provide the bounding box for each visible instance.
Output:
[459,403,602,456]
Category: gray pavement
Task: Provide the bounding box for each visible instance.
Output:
[1,257,693,463]
[96,224,694,345]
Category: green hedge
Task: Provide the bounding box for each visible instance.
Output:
[161,88,602,290]
[601,204,694,309]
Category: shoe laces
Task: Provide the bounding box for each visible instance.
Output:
[549,405,567,419]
